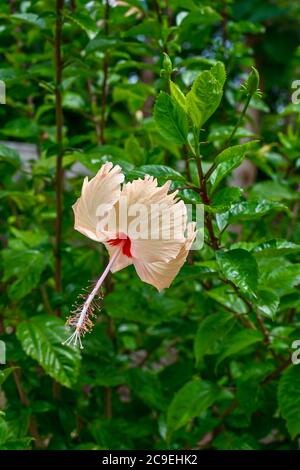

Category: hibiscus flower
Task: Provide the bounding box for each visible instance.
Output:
[64,162,196,348]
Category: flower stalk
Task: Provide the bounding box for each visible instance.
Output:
[63,247,121,348]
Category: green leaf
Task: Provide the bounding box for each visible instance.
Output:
[252,239,300,258]
[207,286,248,314]
[64,11,98,36]
[241,66,260,96]
[175,262,218,283]
[0,191,37,210]
[214,432,258,450]
[250,181,296,201]
[0,437,33,450]
[209,141,257,191]
[86,36,118,53]
[105,289,185,325]
[154,92,188,144]
[216,200,288,231]
[2,249,49,300]
[128,369,166,411]
[216,249,258,295]
[209,125,255,147]
[113,83,151,112]
[167,379,218,437]
[229,200,289,220]
[62,92,85,111]
[258,260,300,295]
[124,135,146,166]
[186,62,226,129]
[0,368,15,386]
[211,187,243,211]
[127,164,185,182]
[237,376,262,418]
[162,53,173,75]
[169,81,186,110]
[0,418,8,447]
[217,330,263,367]
[180,6,221,27]
[11,13,45,28]
[0,144,21,168]
[194,312,235,364]
[81,364,126,388]
[16,315,81,388]
[278,365,300,439]
[255,289,279,320]
[0,68,21,82]
[1,118,38,139]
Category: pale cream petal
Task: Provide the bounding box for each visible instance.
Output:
[121,176,177,206]
[115,175,187,263]
[133,223,197,290]
[130,239,184,264]
[103,242,133,273]
[72,162,124,241]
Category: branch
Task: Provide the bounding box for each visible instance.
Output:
[87,79,102,145]
[54,0,64,316]
[100,0,110,144]
[190,128,220,250]
[204,94,252,183]
[225,94,252,147]
[10,364,45,448]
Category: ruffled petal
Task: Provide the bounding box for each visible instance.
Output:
[118,175,187,263]
[133,222,197,290]
[72,162,124,241]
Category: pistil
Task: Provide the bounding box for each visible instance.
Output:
[63,246,121,348]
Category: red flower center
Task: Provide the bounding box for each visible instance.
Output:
[107,234,132,258]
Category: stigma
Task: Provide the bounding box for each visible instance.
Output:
[107,234,132,258]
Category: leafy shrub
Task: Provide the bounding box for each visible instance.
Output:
[0,0,300,450]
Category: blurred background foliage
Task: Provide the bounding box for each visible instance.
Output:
[0,0,300,450]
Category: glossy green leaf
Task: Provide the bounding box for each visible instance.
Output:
[216,249,258,294]
[258,260,300,294]
[125,135,146,166]
[250,181,296,201]
[16,315,81,388]
[0,144,21,168]
[237,376,262,418]
[210,141,257,191]
[64,12,98,36]
[2,249,50,300]
[167,379,218,436]
[11,13,45,28]
[194,312,235,364]
[217,330,263,367]
[186,62,226,129]
[0,418,9,447]
[207,285,249,314]
[212,187,243,210]
[127,164,185,182]
[154,92,188,144]
[252,239,300,258]
[1,118,38,139]
[214,432,258,450]
[216,200,288,231]
[169,81,186,110]
[175,262,218,283]
[0,368,15,386]
[105,289,185,325]
[128,369,166,411]
[278,366,300,439]
[255,289,280,320]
